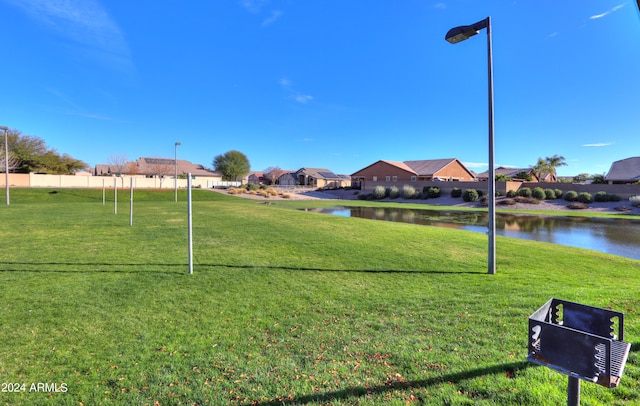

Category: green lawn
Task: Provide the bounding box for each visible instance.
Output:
[1,188,638,405]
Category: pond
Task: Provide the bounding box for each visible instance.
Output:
[308,206,640,260]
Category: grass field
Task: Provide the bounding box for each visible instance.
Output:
[1,188,639,405]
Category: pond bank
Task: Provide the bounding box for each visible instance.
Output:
[212,188,640,215]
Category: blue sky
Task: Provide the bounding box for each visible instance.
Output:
[1,0,638,177]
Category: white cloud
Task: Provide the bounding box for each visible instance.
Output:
[590,3,626,19]
[434,3,446,10]
[582,143,612,147]
[279,78,292,87]
[462,162,487,169]
[590,11,609,19]
[5,0,131,72]
[294,94,313,104]
[239,0,267,14]
[262,10,283,27]
[279,77,314,104]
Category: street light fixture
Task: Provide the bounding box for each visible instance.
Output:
[445,17,496,275]
[174,142,181,202]
[1,126,9,206]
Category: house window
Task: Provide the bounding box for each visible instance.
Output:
[386,176,390,181]
[372,176,377,182]
[411,176,416,181]
[392,176,398,182]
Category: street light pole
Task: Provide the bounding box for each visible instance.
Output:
[174,141,181,202]
[446,17,496,274]
[1,126,9,206]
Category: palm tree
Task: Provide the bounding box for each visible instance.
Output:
[532,155,567,182]
[545,154,567,181]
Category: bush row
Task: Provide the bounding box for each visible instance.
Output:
[360,185,442,200]
[361,185,628,205]
[562,191,621,203]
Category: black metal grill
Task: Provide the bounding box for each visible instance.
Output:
[527,298,630,389]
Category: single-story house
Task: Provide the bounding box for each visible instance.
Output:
[277,172,297,186]
[476,167,540,182]
[295,167,351,189]
[94,157,222,180]
[605,157,640,184]
[247,172,266,185]
[351,158,476,184]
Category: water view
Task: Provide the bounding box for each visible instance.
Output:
[309,206,640,260]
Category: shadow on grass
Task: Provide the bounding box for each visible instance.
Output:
[0,261,482,275]
[243,361,530,406]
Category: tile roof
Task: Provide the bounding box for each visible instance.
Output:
[95,158,221,177]
[403,158,458,176]
[606,157,640,181]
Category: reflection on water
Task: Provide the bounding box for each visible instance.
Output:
[309,206,640,260]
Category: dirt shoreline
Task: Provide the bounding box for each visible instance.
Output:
[212,188,640,215]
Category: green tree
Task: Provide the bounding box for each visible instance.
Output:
[532,155,567,182]
[573,173,590,183]
[514,171,532,181]
[213,150,250,181]
[590,174,607,184]
[1,129,87,174]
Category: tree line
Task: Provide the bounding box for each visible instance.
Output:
[1,129,87,175]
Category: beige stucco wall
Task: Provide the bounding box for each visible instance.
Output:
[0,173,222,189]
[0,173,30,187]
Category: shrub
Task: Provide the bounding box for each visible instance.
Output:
[544,189,556,200]
[424,186,441,198]
[609,194,621,202]
[630,196,640,207]
[372,186,386,200]
[506,190,517,198]
[497,198,517,205]
[265,187,279,196]
[564,191,578,202]
[247,183,260,191]
[228,187,245,195]
[281,193,291,199]
[514,196,541,204]
[357,193,372,200]
[462,189,479,202]
[387,186,399,199]
[451,187,462,198]
[402,185,416,199]
[577,192,593,204]
[554,189,563,199]
[518,187,532,198]
[594,191,609,202]
[568,202,588,210]
[532,187,546,200]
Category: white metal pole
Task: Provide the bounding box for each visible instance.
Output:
[174,142,180,203]
[102,179,105,205]
[114,177,117,214]
[3,127,9,206]
[187,173,193,274]
[486,16,496,275]
[129,177,133,226]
